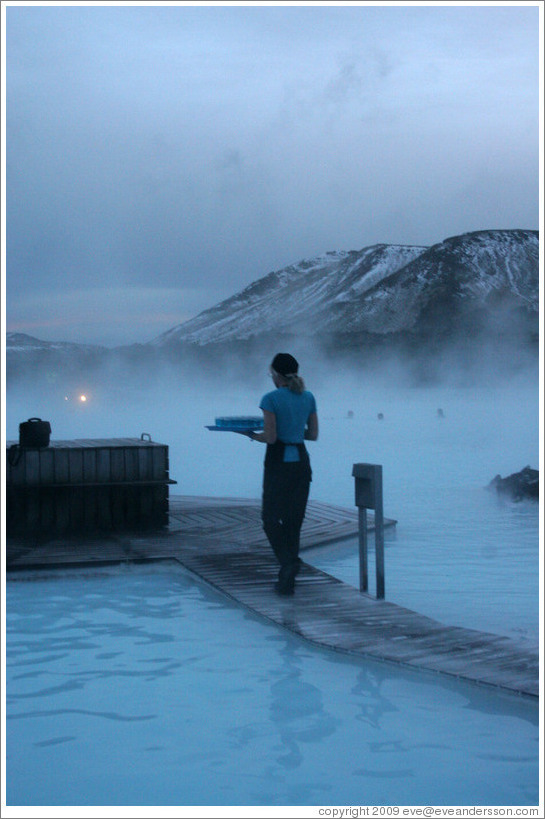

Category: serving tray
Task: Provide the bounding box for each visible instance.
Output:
[206,416,264,433]
[206,425,260,432]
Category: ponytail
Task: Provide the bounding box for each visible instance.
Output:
[286,373,305,394]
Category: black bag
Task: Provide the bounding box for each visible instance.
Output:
[19,418,51,448]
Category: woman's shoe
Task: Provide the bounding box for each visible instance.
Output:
[274,581,294,596]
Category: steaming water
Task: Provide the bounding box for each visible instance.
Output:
[7,368,540,647]
[5,368,541,806]
[6,564,539,807]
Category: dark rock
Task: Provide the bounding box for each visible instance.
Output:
[487,466,539,501]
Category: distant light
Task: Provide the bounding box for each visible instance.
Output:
[64,396,69,401]
[79,394,87,403]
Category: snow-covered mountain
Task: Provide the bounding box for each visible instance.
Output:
[6,333,106,355]
[152,245,427,346]
[152,230,539,348]
[6,229,539,384]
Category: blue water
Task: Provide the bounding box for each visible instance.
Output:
[5,564,539,807]
[305,487,539,650]
[6,373,541,808]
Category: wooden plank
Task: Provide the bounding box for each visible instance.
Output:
[25,449,40,484]
[138,446,152,480]
[96,486,112,530]
[69,487,85,531]
[39,449,55,483]
[124,447,139,482]
[39,486,55,533]
[54,487,70,533]
[110,448,125,482]
[152,447,167,480]
[96,448,111,482]
[83,487,98,531]
[54,449,70,483]
[125,485,138,529]
[166,496,391,550]
[26,488,40,533]
[111,486,125,529]
[68,449,84,483]
[6,438,171,449]
[82,448,97,484]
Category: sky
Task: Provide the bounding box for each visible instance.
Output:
[2,1,542,347]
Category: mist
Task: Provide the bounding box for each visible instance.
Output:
[6,344,540,649]
[6,346,539,503]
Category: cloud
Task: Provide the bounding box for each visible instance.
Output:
[8,286,231,347]
[5,2,540,345]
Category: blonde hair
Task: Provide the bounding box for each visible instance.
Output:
[275,371,305,394]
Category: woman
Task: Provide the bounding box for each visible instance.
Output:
[246,353,319,595]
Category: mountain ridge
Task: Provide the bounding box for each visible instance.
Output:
[151,228,538,348]
[7,229,539,383]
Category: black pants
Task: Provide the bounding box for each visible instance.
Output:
[261,442,311,584]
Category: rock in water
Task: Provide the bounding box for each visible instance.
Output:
[487,466,539,501]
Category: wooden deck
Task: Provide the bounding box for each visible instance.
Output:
[167,495,392,549]
[6,495,538,699]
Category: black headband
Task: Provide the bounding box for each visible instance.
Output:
[271,353,299,377]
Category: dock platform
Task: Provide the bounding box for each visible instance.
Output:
[6,495,538,699]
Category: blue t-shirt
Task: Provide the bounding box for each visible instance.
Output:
[259,388,317,462]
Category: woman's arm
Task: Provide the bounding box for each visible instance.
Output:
[249,410,277,444]
[304,412,319,441]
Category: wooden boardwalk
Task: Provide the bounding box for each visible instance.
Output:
[167,495,394,549]
[6,496,538,699]
[5,496,388,567]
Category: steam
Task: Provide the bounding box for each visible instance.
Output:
[6,340,539,507]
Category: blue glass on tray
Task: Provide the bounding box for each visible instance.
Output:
[211,416,264,430]
[215,417,263,429]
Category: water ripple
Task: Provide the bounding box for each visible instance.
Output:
[8,708,156,722]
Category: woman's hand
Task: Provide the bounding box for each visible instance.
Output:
[233,411,275,444]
